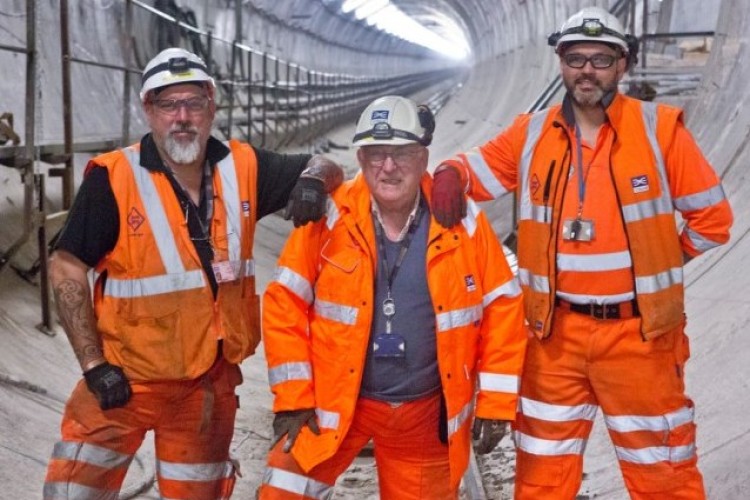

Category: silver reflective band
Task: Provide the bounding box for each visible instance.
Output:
[315,408,341,430]
[274,266,314,305]
[519,397,598,422]
[262,467,334,499]
[604,405,694,433]
[436,304,482,332]
[479,372,519,394]
[157,459,234,481]
[314,299,358,325]
[268,361,313,386]
[461,199,480,237]
[515,430,588,456]
[447,400,474,437]
[51,440,133,469]
[614,443,696,465]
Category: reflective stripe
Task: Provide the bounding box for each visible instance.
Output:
[518,110,549,221]
[460,199,480,237]
[614,443,696,465]
[519,397,598,422]
[621,196,673,223]
[105,270,205,298]
[685,226,721,252]
[123,147,186,275]
[463,148,508,198]
[518,268,550,294]
[314,299,358,325]
[557,251,632,272]
[436,304,482,332]
[157,459,234,481]
[555,290,635,305]
[674,184,727,212]
[447,400,473,437]
[479,373,519,394]
[640,102,674,214]
[635,267,683,294]
[515,430,587,456]
[43,482,118,500]
[483,279,522,307]
[262,467,334,499]
[268,361,313,386]
[530,203,552,224]
[604,405,694,433]
[274,266,314,305]
[217,147,242,262]
[51,441,132,469]
[325,198,339,231]
[315,408,341,430]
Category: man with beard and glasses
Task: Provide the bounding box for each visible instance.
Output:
[43,47,343,499]
[428,6,732,500]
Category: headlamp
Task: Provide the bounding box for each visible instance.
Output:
[167,57,190,74]
[581,18,604,36]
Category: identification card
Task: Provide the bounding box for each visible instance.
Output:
[373,333,406,358]
[211,260,239,283]
[562,218,594,241]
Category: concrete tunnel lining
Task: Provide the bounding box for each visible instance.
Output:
[0,0,748,498]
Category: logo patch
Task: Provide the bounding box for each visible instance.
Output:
[371,110,389,120]
[127,207,145,232]
[464,275,477,292]
[530,173,540,196]
[241,200,251,217]
[631,175,649,194]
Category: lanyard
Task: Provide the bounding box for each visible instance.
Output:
[574,124,587,219]
[373,203,423,297]
[169,160,214,240]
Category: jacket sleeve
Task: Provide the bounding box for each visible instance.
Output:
[663,121,733,257]
[441,115,528,201]
[262,220,325,413]
[470,203,528,421]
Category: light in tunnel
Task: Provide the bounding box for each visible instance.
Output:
[340,0,470,60]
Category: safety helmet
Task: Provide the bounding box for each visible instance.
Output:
[352,95,434,147]
[549,6,629,53]
[140,47,214,100]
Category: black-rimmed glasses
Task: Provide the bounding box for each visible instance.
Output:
[563,53,617,69]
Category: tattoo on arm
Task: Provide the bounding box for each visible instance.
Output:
[54,278,103,370]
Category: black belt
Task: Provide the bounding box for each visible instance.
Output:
[556,298,639,320]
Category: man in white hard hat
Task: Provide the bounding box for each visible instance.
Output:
[43,47,343,499]
[430,6,732,499]
[257,95,528,499]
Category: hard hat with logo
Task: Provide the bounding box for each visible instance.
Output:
[140,47,214,100]
[548,6,629,53]
[352,95,434,147]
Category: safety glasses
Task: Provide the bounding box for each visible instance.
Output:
[563,53,617,69]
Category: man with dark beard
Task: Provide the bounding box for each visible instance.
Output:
[43,47,343,499]
[428,6,732,500]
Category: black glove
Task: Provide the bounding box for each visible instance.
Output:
[84,362,132,410]
[283,177,326,227]
[472,418,508,455]
[272,409,320,453]
[432,166,466,228]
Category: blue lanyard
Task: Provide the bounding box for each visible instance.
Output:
[574,124,586,218]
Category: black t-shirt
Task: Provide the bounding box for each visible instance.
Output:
[55,133,311,295]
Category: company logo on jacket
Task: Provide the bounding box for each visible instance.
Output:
[631,175,650,194]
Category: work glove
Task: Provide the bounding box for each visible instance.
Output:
[84,362,132,410]
[431,166,466,228]
[283,177,326,227]
[272,409,320,453]
[472,418,508,455]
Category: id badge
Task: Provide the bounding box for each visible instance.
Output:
[562,218,594,241]
[373,333,406,358]
[211,260,239,283]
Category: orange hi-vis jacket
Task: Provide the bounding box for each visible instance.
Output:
[444,94,733,340]
[263,173,527,489]
[92,140,260,381]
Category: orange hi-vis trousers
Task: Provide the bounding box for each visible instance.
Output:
[43,357,242,500]
[514,308,705,499]
[258,392,456,500]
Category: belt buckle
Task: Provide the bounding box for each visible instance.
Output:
[593,303,620,319]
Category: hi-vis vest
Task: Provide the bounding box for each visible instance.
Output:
[519,99,687,339]
[92,140,260,381]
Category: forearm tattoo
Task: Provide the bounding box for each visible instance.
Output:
[54,278,103,368]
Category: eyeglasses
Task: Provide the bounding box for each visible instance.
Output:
[363,146,422,167]
[563,53,617,69]
[150,96,210,114]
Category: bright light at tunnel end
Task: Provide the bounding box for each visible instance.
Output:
[341,0,471,60]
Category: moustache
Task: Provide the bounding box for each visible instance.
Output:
[169,124,199,134]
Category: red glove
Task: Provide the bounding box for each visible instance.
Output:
[432,166,466,228]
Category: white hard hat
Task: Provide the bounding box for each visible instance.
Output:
[550,6,629,53]
[352,95,432,147]
[140,47,214,100]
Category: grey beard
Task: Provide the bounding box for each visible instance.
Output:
[165,134,201,164]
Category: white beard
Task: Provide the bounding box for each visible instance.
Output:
[165,132,201,164]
